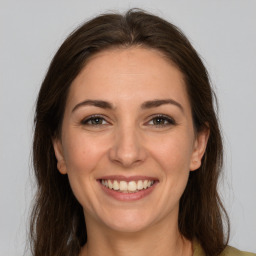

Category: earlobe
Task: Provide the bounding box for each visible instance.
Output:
[52,138,67,175]
[190,128,210,171]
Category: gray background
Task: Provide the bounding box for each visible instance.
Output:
[1,0,255,255]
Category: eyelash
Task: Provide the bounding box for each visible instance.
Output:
[81,115,109,126]
[80,114,176,127]
[147,114,176,127]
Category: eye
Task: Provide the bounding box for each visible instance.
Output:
[147,115,176,127]
[81,115,108,126]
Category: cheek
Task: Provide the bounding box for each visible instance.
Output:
[61,132,108,204]
[142,133,193,220]
[62,131,106,174]
[151,132,194,175]
[151,132,193,199]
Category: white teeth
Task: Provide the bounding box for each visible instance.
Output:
[101,179,155,193]
[119,181,127,190]
[128,181,137,191]
[113,180,119,190]
[137,180,143,190]
[108,180,113,189]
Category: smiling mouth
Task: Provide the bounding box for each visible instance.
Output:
[100,179,156,193]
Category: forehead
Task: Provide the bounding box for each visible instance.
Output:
[67,46,190,110]
[82,46,180,80]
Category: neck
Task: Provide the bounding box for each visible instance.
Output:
[79,214,192,256]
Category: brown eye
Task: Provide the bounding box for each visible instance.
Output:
[81,115,108,125]
[148,115,176,127]
[153,117,168,125]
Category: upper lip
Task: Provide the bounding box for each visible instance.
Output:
[98,175,159,182]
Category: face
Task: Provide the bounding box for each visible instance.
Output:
[53,47,209,233]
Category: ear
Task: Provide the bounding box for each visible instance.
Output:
[52,138,67,175]
[189,127,210,171]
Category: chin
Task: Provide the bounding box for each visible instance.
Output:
[99,208,155,233]
[105,219,151,233]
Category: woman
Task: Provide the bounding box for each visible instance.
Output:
[30,9,255,256]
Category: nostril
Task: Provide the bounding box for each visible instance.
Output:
[108,147,146,168]
[108,128,147,167]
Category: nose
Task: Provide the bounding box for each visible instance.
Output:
[108,125,147,168]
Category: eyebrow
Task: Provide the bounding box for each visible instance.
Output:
[72,98,184,113]
[141,99,184,113]
[72,100,113,112]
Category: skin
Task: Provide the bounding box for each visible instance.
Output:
[53,46,209,256]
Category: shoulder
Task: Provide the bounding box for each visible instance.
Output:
[193,240,256,256]
[220,246,256,256]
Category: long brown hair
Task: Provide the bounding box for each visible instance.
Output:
[30,9,229,256]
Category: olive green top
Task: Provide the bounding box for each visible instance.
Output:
[193,240,256,256]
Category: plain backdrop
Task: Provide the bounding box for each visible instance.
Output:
[0,0,255,255]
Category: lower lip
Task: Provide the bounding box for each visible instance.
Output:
[99,181,158,201]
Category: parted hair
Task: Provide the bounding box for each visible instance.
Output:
[30,8,229,256]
